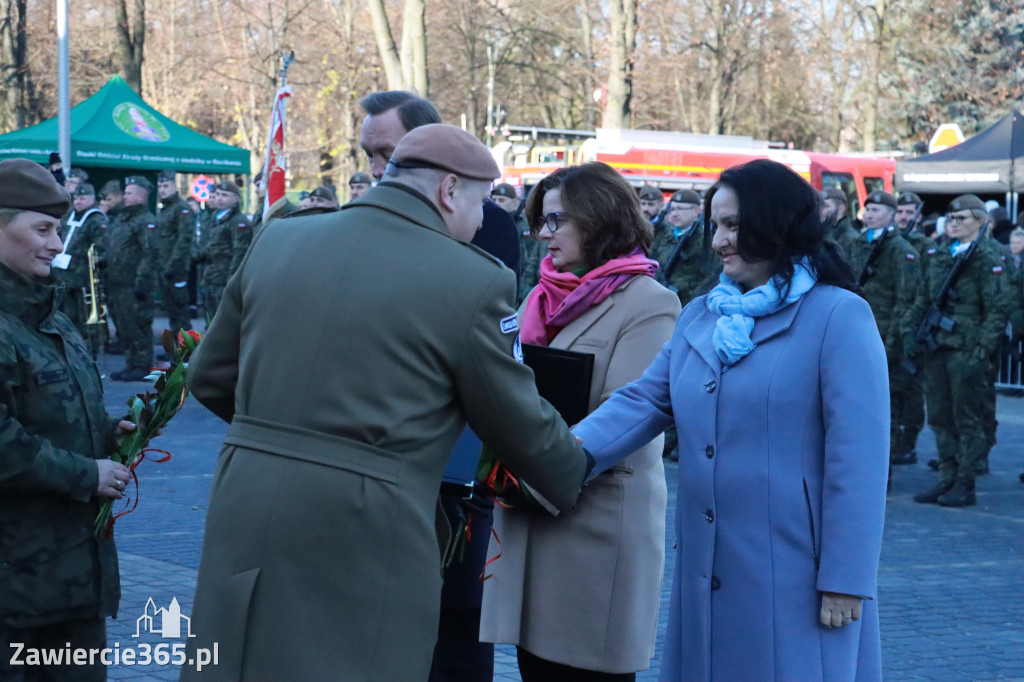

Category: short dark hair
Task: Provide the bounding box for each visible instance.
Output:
[524,162,653,268]
[704,159,857,294]
[359,91,441,131]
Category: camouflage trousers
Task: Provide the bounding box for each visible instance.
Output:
[889,360,925,458]
[106,285,154,370]
[202,285,226,322]
[58,287,101,359]
[159,278,192,336]
[0,618,107,681]
[922,349,989,484]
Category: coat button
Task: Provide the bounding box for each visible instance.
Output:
[711,576,721,590]
[705,445,714,459]
[705,509,714,522]
[704,379,717,393]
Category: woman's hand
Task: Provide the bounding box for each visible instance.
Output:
[96,459,130,499]
[820,591,863,628]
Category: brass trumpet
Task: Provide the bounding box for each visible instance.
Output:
[84,245,107,325]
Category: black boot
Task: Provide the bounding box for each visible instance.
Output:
[937,479,976,507]
[891,448,918,465]
[913,480,954,504]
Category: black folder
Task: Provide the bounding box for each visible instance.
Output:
[522,343,595,426]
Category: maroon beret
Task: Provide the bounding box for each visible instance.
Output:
[0,158,71,219]
[390,124,500,181]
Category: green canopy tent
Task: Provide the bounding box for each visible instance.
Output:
[0,75,250,176]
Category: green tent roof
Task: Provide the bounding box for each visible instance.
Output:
[0,75,250,174]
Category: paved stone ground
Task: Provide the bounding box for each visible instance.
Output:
[95,320,1024,680]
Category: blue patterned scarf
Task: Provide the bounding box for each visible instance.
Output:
[705,259,817,365]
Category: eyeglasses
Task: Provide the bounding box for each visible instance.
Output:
[537,211,571,232]
[947,214,973,224]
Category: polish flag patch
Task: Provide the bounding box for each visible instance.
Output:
[993,266,1004,274]
[906,253,916,261]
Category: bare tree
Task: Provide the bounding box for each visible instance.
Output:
[602,0,637,128]
[368,0,428,96]
[113,0,145,94]
[0,0,31,129]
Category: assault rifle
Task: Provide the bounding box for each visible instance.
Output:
[858,225,892,287]
[913,240,978,353]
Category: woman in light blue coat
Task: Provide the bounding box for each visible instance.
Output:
[574,160,889,682]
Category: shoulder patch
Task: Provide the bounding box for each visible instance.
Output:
[906,253,916,261]
[512,335,524,363]
[927,248,936,255]
[181,209,191,214]
[237,223,248,229]
[146,223,156,229]
[993,266,1004,274]
[500,315,519,334]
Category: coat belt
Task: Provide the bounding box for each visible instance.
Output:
[223,414,401,484]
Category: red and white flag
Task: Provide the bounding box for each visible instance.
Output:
[261,85,292,223]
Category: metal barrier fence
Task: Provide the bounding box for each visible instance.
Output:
[997,338,1024,389]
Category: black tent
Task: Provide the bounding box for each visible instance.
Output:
[896,111,1024,203]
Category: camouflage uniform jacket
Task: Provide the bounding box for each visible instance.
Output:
[0,263,121,629]
[832,216,868,273]
[105,203,157,290]
[650,221,721,305]
[858,226,920,359]
[196,206,251,287]
[909,237,1012,357]
[156,193,196,280]
[57,207,108,290]
[518,216,546,302]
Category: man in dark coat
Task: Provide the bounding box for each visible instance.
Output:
[182,124,588,681]
[155,170,194,335]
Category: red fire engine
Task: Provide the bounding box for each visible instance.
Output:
[492,128,897,217]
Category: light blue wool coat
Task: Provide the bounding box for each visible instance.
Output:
[574,283,889,682]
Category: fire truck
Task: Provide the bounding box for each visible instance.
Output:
[492,127,897,218]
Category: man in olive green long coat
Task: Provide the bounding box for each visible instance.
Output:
[182,125,587,682]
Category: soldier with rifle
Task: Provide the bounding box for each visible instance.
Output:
[858,191,920,473]
[910,194,1012,508]
[651,189,720,306]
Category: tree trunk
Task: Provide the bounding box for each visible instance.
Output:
[402,0,428,96]
[367,0,405,90]
[1,0,31,130]
[602,0,637,129]
[579,0,597,129]
[707,0,725,135]
[862,0,887,152]
[114,0,146,95]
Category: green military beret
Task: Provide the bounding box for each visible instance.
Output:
[310,185,337,202]
[349,172,373,186]
[216,180,240,196]
[949,194,985,212]
[0,158,71,219]
[670,189,701,205]
[898,191,922,206]
[865,190,897,209]
[638,184,662,201]
[125,175,154,192]
[68,167,89,181]
[491,183,517,199]
[74,183,95,197]
[98,180,122,198]
[158,169,177,183]
[823,188,847,204]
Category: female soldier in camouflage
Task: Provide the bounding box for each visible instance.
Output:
[0,159,134,681]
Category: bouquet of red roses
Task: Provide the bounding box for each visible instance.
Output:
[94,329,202,537]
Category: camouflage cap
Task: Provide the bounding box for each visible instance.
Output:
[74,183,95,197]
[949,194,985,212]
[68,167,89,181]
[349,172,373,186]
[670,189,701,205]
[490,183,517,199]
[215,180,240,196]
[865,190,897,209]
[157,169,176,183]
[0,158,71,219]
[638,184,662,201]
[898,191,922,206]
[309,185,337,202]
[125,175,154,192]
[98,180,122,198]
[823,188,848,204]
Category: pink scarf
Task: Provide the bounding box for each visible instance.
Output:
[521,249,659,346]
